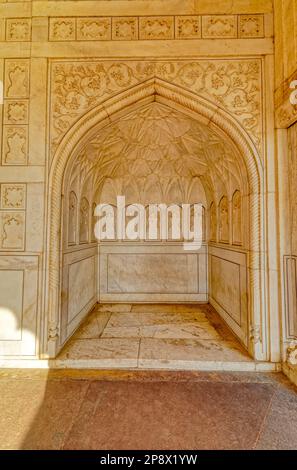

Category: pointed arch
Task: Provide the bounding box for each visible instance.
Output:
[45,78,265,360]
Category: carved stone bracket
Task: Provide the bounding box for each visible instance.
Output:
[287,341,297,366]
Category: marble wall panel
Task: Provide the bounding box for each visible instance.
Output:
[209,246,248,345]
[61,247,98,345]
[0,256,39,356]
[99,243,208,303]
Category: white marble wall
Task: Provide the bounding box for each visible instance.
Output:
[60,246,98,346]
[209,245,248,346]
[99,243,208,303]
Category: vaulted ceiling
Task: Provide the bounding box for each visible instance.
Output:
[67,102,247,206]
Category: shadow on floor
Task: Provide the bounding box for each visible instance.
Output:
[0,368,296,450]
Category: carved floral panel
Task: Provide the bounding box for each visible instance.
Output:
[77,17,111,40]
[202,15,237,39]
[139,16,174,40]
[4,101,29,125]
[239,15,264,39]
[6,19,31,41]
[0,212,25,251]
[49,18,76,41]
[112,17,138,40]
[0,184,26,210]
[4,60,30,98]
[2,126,28,165]
[46,15,265,41]
[50,59,263,157]
[175,16,201,39]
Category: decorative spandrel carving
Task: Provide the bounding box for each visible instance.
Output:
[232,190,242,246]
[50,59,263,157]
[79,197,90,243]
[219,196,229,243]
[68,191,77,245]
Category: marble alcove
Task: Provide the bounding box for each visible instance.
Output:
[57,90,251,355]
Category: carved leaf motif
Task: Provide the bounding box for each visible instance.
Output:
[50,60,262,157]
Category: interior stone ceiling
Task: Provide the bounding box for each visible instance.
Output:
[68,102,246,205]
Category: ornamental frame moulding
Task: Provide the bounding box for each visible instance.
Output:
[44,62,269,362]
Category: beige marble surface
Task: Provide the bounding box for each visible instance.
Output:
[57,304,252,370]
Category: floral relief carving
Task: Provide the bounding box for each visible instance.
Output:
[50,19,76,41]
[2,126,27,165]
[5,60,30,98]
[239,15,264,38]
[4,101,28,125]
[112,17,138,40]
[139,17,174,40]
[0,212,25,250]
[1,184,26,210]
[175,16,201,39]
[50,59,263,157]
[6,19,31,41]
[77,18,111,40]
[202,15,237,38]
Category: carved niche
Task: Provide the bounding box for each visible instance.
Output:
[68,191,77,245]
[210,202,217,242]
[232,190,242,246]
[219,196,229,243]
[79,197,90,243]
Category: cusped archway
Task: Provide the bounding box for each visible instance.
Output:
[45,78,266,361]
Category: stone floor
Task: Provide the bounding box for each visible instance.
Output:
[0,368,296,449]
[56,303,258,370]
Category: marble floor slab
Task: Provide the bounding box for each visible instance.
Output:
[58,338,140,368]
[57,304,254,370]
[0,370,295,449]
